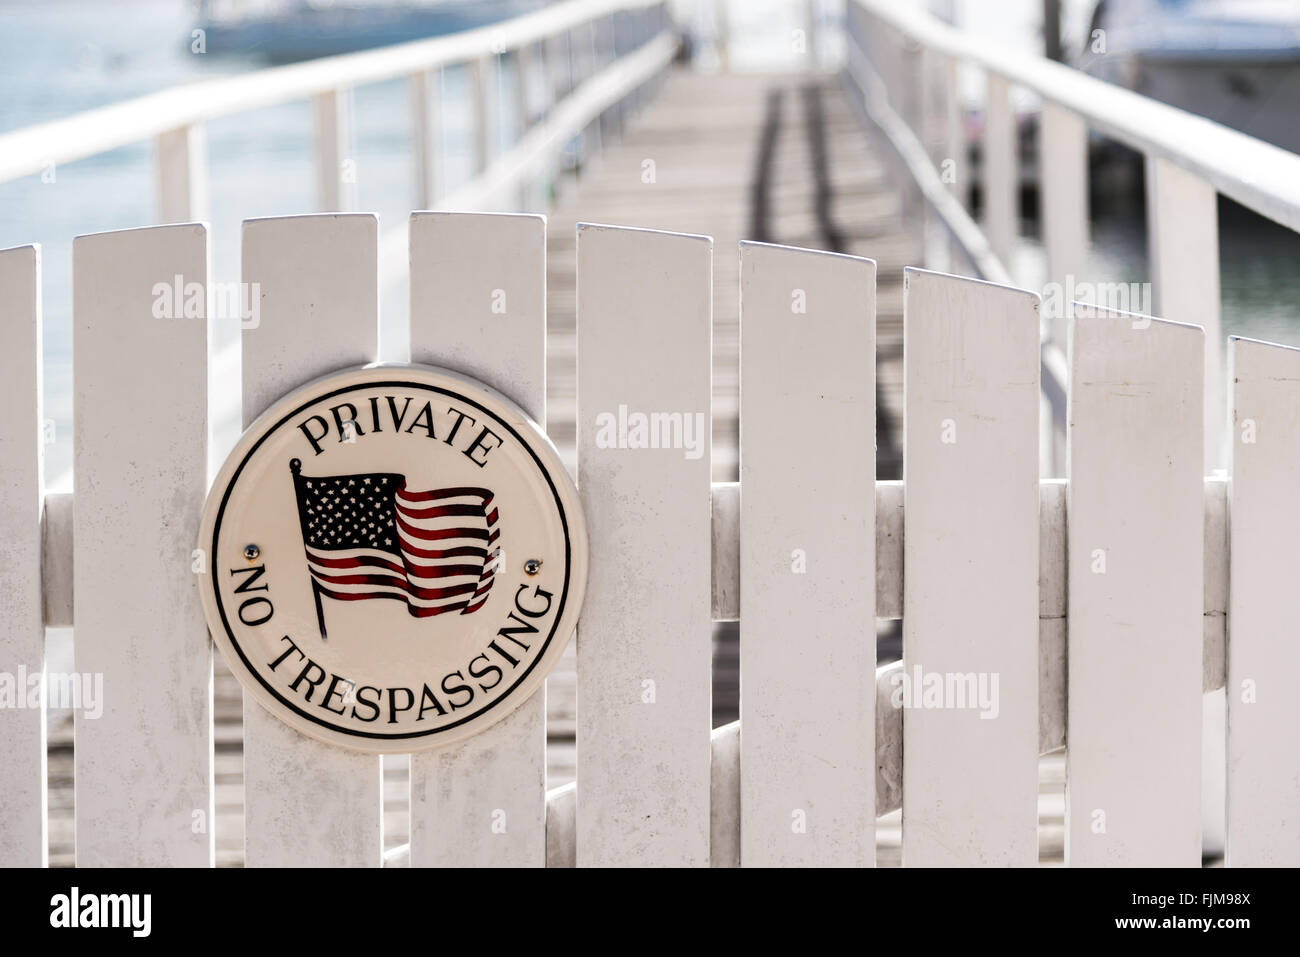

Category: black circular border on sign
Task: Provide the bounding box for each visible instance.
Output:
[209,378,572,740]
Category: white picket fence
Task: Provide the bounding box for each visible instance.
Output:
[2,209,1299,868]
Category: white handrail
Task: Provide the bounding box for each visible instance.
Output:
[0,0,664,185]
[439,32,677,211]
[847,0,1300,233]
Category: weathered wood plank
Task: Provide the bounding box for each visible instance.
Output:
[1146,155,1221,468]
[983,73,1016,268]
[739,241,876,866]
[0,244,46,867]
[575,223,712,866]
[241,213,382,867]
[73,224,212,866]
[1226,336,1300,866]
[1066,306,1203,866]
[408,211,548,867]
[901,268,1040,866]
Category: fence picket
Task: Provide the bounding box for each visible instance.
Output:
[1066,306,1203,866]
[575,223,712,866]
[72,225,212,866]
[1226,336,1300,866]
[0,244,45,867]
[901,268,1040,866]
[739,242,876,867]
[241,214,382,867]
[407,211,548,866]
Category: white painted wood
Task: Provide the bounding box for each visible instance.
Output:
[0,244,46,867]
[712,0,730,72]
[1039,478,1068,754]
[739,242,876,867]
[721,471,1224,687]
[1040,100,1086,349]
[944,55,961,202]
[407,211,547,867]
[471,56,497,176]
[899,44,925,221]
[1203,477,1228,692]
[156,124,208,224]
[713,472,1224,691]
[579,23,604,158]
[983,73,1016,268]
[512,44,542,210]
[541,33,566,111]
[1066,305,1203,866]
[1226,336,1300,866]
[804,0,821,68]
[576,223,712,866]
[241,213,382,867]
[72,224,212,866]
[877,475,1228,819]
[314,90,354,212]
[514,43,535,139]
[918,48,948,272]
[902,268,1040,866]
[58,467,1235,665]
[1146,155,1221,469]
[409,69,443,210]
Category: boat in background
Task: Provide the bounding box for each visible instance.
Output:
[1077,0,1300,154]
[194,0,550,62]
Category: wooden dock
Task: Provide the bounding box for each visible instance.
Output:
[42,68,1081,868]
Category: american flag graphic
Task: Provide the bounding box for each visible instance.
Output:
[289,458,500,639]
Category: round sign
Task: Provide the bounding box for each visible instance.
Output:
[197,363,587,753]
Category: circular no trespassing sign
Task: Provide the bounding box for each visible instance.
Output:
[196,363,588,753]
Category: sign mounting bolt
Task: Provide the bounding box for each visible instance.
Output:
[243,544,261,562]
[524,558,542,576]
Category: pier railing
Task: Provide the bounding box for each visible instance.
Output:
[0,0,675,222]
[843,0,1300,471]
